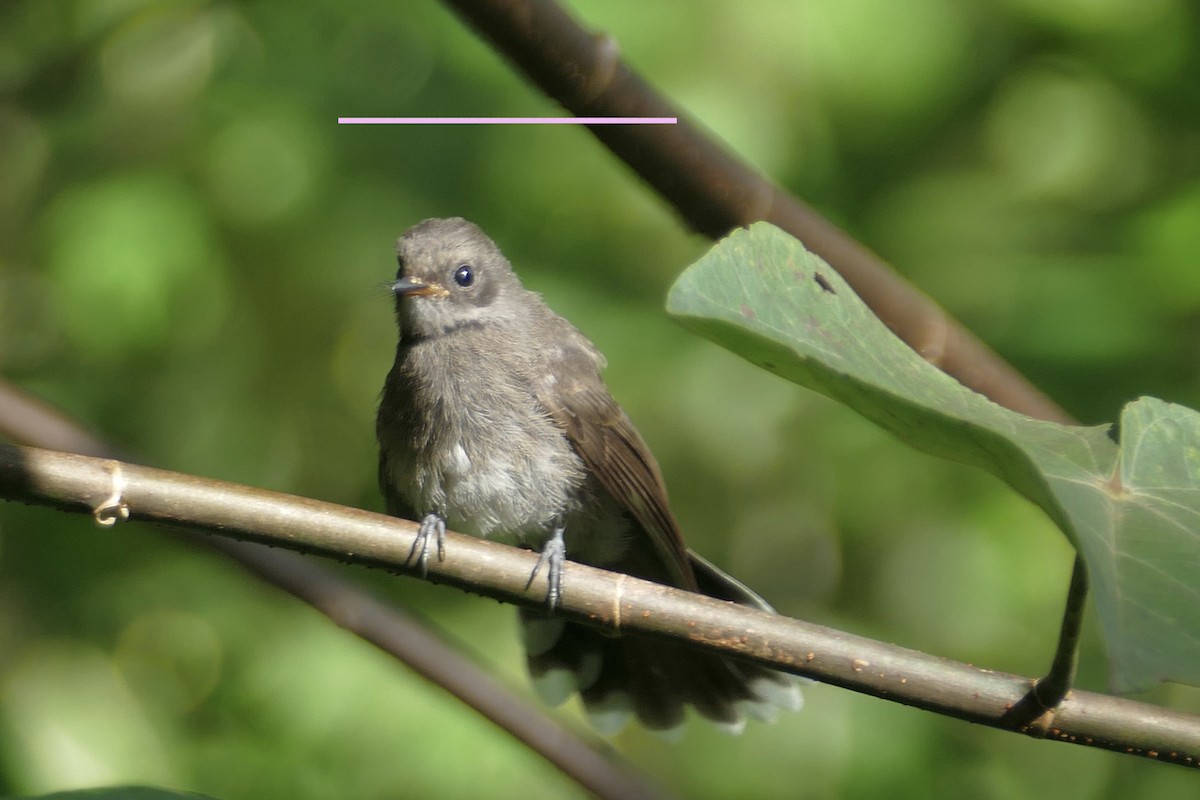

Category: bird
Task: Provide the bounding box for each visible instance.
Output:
[376,217,801,733]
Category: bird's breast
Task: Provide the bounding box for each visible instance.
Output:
[380,349,588,545]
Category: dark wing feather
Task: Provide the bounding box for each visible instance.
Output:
[533,332,697,590]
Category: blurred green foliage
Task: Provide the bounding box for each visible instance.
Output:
[1,0,1199,798]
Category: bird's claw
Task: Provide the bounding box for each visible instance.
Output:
[527,525,566,610]
[410,512,447,576]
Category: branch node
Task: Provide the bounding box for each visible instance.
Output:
[92,461,129,527]
[1024,703,1062,739]
[611,572,626,633]
[917,311,950,367]
[582,32,620,103]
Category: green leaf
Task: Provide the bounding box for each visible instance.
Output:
[666,221,1200,692]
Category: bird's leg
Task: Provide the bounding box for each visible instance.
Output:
[409,512,447,576]
[527,520,566,610]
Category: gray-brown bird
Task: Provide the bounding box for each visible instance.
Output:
[376,217,801,733]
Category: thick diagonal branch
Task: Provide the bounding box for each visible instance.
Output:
[441,0,1071,425]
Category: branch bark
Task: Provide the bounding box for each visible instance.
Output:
[2,443,1197,768]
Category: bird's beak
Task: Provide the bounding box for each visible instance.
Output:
[391,277,449,298]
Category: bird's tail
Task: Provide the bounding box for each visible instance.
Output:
[518,552,803,734]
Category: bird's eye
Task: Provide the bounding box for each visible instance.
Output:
[453,265,474,287]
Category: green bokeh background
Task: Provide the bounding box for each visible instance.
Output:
[2,1,1199,797]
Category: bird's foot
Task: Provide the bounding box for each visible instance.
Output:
[527,524,566,610]
[409,512,447,576]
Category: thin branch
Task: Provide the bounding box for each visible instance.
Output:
[0,383,668,800]
[2,443,1197,768]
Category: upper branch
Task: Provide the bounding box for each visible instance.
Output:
[442,0,1070,424]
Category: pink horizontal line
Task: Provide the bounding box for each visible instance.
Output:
[337,117,677,125]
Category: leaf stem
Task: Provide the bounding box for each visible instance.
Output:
[1036,555,1089,709]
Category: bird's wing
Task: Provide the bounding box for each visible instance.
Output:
[532,329,697,590]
